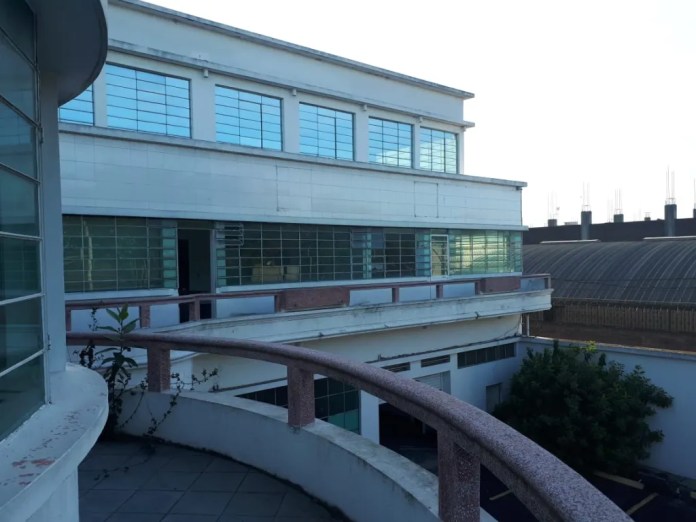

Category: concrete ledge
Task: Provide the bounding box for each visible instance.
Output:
[0,365,108,522]
[119,391,494,521]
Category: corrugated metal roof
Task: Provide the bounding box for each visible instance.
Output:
[524,240,696,304]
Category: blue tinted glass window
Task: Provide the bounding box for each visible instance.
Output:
[215,86,282,150]
[369,117,412,168]
[59,84,93,125]
[105,64,190,137]
[419,128,457,174]
[299,103,353,160]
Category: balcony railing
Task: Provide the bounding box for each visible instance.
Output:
[65,274,551,332]
[66,328,626,522]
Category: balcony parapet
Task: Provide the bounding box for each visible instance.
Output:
[66,330,627,522]
[65,274,552,332]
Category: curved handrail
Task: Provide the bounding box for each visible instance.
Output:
[67,331,628,522]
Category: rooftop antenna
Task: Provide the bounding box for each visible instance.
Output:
[666,167,676,204]
[615,189,623,215]
[582,182,590,211]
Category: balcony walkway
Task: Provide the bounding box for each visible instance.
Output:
[79,437,345,522]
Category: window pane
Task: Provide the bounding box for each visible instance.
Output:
[299,103,353,160]
[106,64,190,137]
[369,117,412,168]
[0,167,38,235]
[0,297,42,373]
[0,237,39,300]
[215,86,282,150]
[0,100,36,177]
[0,355,43,439]
[0,33,35,119]
[419,127,457,174]
[59,85,93,125]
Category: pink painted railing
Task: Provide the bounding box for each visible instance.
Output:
[66,329,626,522]
[65,274,551,332]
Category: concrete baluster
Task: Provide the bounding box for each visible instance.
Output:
[287,366,315,427]
[139,304,151,328]
[438,432,480,522]
[147,347,171,392]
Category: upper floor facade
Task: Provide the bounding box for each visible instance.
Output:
[58,0,526,233]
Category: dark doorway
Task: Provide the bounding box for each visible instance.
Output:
[177,228,212,322]
[378,403,437,473]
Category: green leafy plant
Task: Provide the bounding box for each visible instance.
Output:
[78,304,219,440]
[79,305,139,437]
[493,341,673,475]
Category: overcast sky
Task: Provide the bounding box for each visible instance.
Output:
[152,0,696,227]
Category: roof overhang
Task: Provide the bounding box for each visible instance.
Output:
[27,0,108,105]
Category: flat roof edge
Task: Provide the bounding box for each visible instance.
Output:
[110,0,475,99]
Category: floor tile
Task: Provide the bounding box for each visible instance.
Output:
[169,490,234,515]
[190,472,244,492]
[79,513,110,522]
[276,491,333,518]
[91,440,143,457]
[93,467,154,490]
[237,473,287,493]
[79,470,104,491]
[80,489,134,513]
[206,457,250,473]
[222,492,284,517]
[143,471,200,491]
[160,515,218,522]
[80,454,131,472]
[105,514,163,522]
[117,490,183,513]
[216,516,274,522]
[160,453,213,473]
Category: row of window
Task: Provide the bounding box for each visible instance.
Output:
[0,3,45,441]
[62,216,522,293]
[59,63,459,174]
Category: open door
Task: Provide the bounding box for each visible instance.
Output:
[177,228,212,321]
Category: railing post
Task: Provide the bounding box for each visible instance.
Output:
[65,308,72,332]
[436,283,444,299]
[188,299,200,322]
[287,366,315,427]
[147,347,171,392]
[391,287,400,303]
[438,432,480,522]
[139,305,151,328]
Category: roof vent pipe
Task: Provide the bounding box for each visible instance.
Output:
[613,213,624,223]
[547,218,557,227]
[581,210,592,240]
[665,203,677,236]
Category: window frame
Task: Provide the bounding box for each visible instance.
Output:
[368,116,413,168]
[299,102,354,160]
[419,126,458,174]
[104,63,192,138]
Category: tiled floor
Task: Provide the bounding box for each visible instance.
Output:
[79,438,346,522]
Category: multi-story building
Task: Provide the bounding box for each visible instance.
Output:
[60,0,551,441]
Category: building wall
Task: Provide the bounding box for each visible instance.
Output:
[60,128,522,230]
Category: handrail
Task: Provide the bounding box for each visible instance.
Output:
[64,274,552,331]
[66,330,626,522]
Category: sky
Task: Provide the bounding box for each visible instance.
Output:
[151,0,696,227]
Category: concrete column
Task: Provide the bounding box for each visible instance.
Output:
[40,73,68,376]
[354,106,369,163]
[664,203,677,237]
[581,210,592,240]
[457,129,465,174]
[283,93,300,153]
[359,391,380,444]
[190,72,216,142]
[413,122,422,170]
[287,366,315,427]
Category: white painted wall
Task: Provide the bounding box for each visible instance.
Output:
[60,128,523,230]
[522,338,696,480]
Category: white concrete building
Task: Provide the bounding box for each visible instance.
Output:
[60,0,551,440]
[0,1,108,521]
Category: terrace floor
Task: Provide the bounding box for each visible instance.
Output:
[79,437,346,522]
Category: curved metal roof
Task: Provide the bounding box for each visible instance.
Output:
[524,240,696,305]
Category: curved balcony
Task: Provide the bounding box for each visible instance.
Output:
[67,330,628,522]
